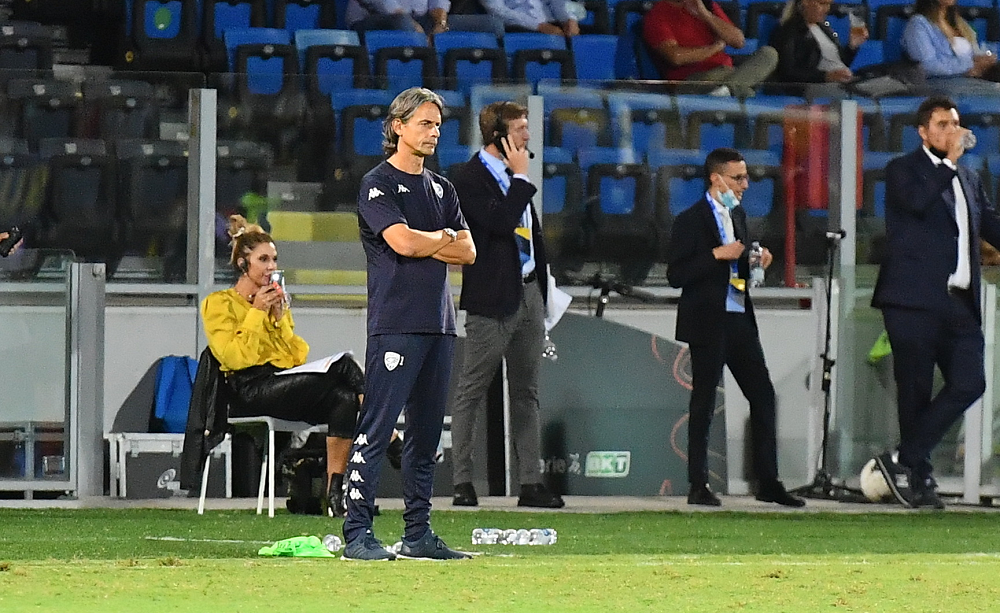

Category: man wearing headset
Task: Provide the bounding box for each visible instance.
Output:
[447,101,564,509]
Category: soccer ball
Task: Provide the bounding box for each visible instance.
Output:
[859,458,892,502]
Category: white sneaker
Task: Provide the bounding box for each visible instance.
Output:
[708,85,732,97]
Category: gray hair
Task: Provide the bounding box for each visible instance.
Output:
[382,87,445,156]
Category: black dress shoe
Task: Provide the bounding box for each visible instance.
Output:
[687,484,721,506]
[756,481,806,507]
[911,477,945,510]
[517,483,565,508]
[453,482,479,507]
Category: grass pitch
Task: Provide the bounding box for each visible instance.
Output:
[2,508,1000,612]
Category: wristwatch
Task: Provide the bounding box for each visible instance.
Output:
[443,227,458,242]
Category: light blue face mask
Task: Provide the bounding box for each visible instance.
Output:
[718,189,740,211]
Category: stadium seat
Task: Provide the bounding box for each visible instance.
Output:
[7,78,80,151]
[744,95,807,152]
[327,89,393,206]
[274,0,337,32]
[116,139,189,270]
[0,141,46,243]
[675,95,750,151]
[297,29,369,98]
[875,5,914,57]
[503,33,575,87]
[745,1,783,42]
[436,89,470,147]
[826,4,868,42]
[577,146,657,283]
[957,96,1000,158]
[850,40,884,71]
[216,140,272,219]
[607,92,683,154]
[882,96,925,151]
[37,138,120,268]
[571,34,618,82]
[541,86,610,150]
[363,29,436,91]
[432,30,505,94]
[81,80,160,142]
[0,21,53,72]
[202,0,266,72]
[578,0,611,34]
[124,0,202,72]
[541,157,587,275]
[650,149,707,217]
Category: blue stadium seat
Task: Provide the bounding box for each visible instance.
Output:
[432,31,505,94]
[675,95,750,151]
[744,95,807,152]
[650,149,707,217]
[861,150,895,219]
[875,4,914,52]
[202,0,266,72]
[363,29,436,91]
[124,0,201,72]
[882,96,925,151]
[296,29,368,97]
[741,152,781,219]
[81,80,160,142]
[541,86,610,150]
[607,92,683,154]
[432,144,472,176]
[578,146,657,282]
[223,27,291,72]
[850,40,884,70]
[503,33,574,87]
[274,0,337,32]
[579,0,611,34]
[957,96,1000,157]
[571,34,618,82]
[745,1,783,42]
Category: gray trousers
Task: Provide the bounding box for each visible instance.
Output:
[451,281,545,486]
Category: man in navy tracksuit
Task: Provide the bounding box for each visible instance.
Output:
[342,87,477,561]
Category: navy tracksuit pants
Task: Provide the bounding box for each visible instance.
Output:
[343,333,455,544]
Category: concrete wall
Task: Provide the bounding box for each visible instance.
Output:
[100,303,820,491]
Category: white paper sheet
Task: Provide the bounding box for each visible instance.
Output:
[275,351,352,375]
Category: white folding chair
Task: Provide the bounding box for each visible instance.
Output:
[198,416,324,518]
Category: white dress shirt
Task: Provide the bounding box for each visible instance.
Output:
[923,146,970,290]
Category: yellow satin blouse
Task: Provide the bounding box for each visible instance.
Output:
[201,288,309,372]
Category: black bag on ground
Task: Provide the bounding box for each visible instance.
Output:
[280,433,327,515]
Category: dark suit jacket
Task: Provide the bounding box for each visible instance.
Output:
[872,148,1000,321]
[769,14,858,84]
[667,197,756,345]
[450,153,549,319]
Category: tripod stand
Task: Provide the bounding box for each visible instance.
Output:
[791,230,866,502]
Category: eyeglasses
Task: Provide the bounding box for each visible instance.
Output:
[724,174,750,184]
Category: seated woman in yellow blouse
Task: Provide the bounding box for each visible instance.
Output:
[201,215,364,517]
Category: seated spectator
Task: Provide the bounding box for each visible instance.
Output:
[201,215,368,518]
[902,0,1000,93]
[769,0,869,96]
[347,0,500,36]
[642,0,778,97]
[478,0,580,36]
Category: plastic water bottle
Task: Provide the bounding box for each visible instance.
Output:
[529,529,557,545]
[472,528,500,544]
[322,534,343,553]
[749,241,765,288]
[472,528,557,545]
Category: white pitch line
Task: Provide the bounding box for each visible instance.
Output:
[144,536,272,544]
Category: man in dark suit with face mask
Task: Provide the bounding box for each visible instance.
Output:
[667,147,804,508]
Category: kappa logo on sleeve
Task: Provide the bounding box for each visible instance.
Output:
[432,181,443,198]
[384,351,404,371]
[368,187,384,200]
